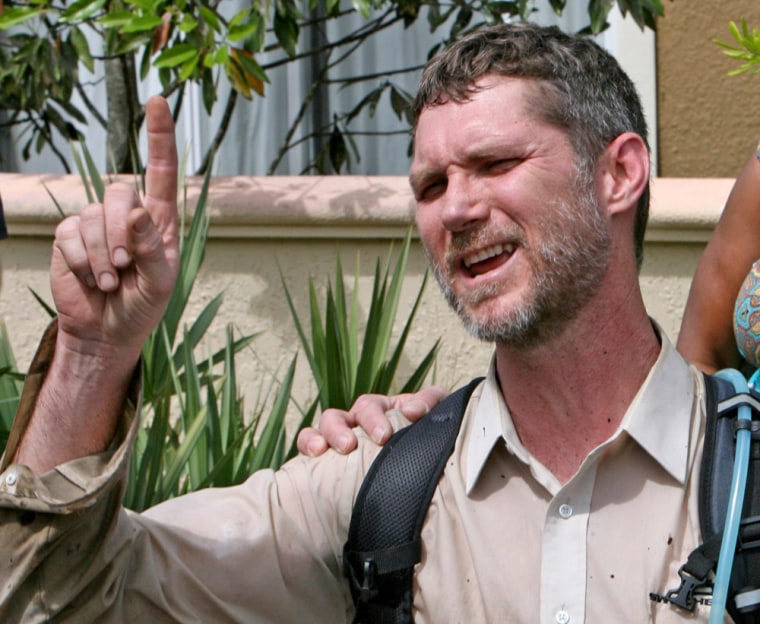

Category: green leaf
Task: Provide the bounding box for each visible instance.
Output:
[229,23,257,43]
[346,86,384,123]
[351,0,372,19]
[233,49,268,84]
[139,42,152,80]
[154,44,199,69]
[242,13,266,53]
[588,0,614,33]
[69,26,94,73]
[178,54,200,81]
[201,67,215,113]
[389,86,412,122]
[198,6,221,33]
[60,0,107,24]
[283,228,439,412]
[273,12,299,58]
[329,124,348,173]
[96,10,135,28]
[0,321,24,444]
[128,0,159,10]
[249,356,297,472]
[229,7,250,28]
[0,7,41,31]
[450,6,473,38]
[121,15,164,34]
[178,14,198,33]
[548,0,566,15]
[80,140,106,202]
[112,31,154,56]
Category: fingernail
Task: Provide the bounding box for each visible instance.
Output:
[372,426,388,444]
[336,434,351,453]
[403,399,430,416]
[306,439,323,457]
[113,247,130,266]
[99,272,116,290]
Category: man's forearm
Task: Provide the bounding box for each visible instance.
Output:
[12,325,139,474]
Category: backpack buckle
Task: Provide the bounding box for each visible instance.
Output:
[358,559,378,603]
[343,548,381,605]
[664,565,707,611]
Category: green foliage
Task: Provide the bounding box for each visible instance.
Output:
[123,171,264,511]
[0,150,439,509]
[715,18,760,77]
[281,229,439,411]
[0,321,24,451]
[0,0,665,175]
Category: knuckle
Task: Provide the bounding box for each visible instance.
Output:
[54,215,81,240]
[352,394,381,411]
[317,410,334,427]
[78,202,103,224]
[105,181,137,201]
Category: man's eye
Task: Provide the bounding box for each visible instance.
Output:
[419,180,446,201]
[486,159,519,174]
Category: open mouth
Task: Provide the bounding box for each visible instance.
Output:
[462,242,516,276]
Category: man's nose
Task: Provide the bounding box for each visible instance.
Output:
[440,174,489,232]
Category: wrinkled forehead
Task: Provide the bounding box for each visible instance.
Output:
[411,76,559,155]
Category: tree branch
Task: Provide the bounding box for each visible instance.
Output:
[198,89,237,175]
[75,83,107,129]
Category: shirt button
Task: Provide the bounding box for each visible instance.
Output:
[558,503,573,519]
[5,472,17,486]
[555,609,570,624]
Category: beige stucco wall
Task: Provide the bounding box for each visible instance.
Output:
[0,174,733,422]
[657,2,760,177]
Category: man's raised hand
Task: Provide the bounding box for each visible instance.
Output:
[14,96,180,472]
[51,96,179,363]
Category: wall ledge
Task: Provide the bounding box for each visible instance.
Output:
[0,174,734,242]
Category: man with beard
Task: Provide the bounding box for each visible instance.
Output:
[0,22,727,623]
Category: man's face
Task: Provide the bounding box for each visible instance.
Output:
[410,76,612,348]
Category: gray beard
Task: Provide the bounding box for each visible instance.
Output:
[427,185,612,350]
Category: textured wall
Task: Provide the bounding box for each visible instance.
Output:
[0,175,734,427]
[657,2,760,177]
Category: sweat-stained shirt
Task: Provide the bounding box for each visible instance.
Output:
[0,322,728,623]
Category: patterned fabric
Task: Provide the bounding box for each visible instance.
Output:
[734,259,760,367]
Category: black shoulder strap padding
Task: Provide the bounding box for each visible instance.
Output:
[699,373,736,542]
[698,373,760,623]
[343,377,484,624]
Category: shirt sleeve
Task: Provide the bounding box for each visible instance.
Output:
[0,322,377,623]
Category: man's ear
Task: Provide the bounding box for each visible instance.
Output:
[599,132,650,216]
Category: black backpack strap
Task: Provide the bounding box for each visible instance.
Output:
[662,373,734,611]
[666,372,760,621]
[343,377,484,624]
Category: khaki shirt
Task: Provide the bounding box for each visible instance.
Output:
[0,324,729,622]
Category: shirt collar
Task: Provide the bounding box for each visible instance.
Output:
[622,323,696,484]
[465,323,696,494]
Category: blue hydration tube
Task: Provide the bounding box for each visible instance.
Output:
[710,367,757,624]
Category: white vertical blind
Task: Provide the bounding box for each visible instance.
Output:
[2,3,656,176]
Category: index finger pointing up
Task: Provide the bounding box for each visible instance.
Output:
[143,96,179,243]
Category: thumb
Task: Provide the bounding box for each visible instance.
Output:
[128,207,178,296]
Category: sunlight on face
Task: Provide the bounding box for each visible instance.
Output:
[427,178,611,349]
[412,78,612,349]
